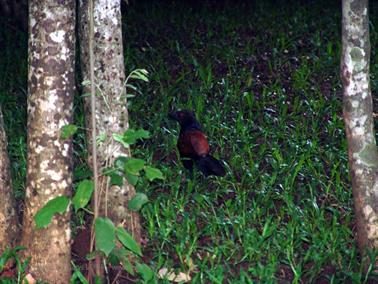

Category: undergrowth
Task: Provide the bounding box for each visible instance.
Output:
[1,0,378,283]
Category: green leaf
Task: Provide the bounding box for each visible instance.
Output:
[129,69,149,82]
[85,251,97,261]
[136,263,154,281]
[60,124,78,139]
[125,172,139,186]
[114,156,128,168]
[95,217,116,256]
[110,172,123,186]
[81,92,92,98]
[81,80,91,87]
[124,158,145,175]
[122,257,134,276]
[114,129,150,147]
[122,129,150,145]
[0,246,26,270]
[94,276,102,284]
[103,167,123,186]
[113,133,129,148]
[144,166,165,181]
[108,250,121,266]
[125,83,138,91]
[72,180,94,212]
[116,227,142,257]
[71,261,89,284]
[108,247,135,275]
[73,164,92,181]
[96,133,106,145]
[34,196,70,229]
[128,193,148,212]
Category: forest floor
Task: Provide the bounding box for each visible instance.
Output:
[2,0,378,283]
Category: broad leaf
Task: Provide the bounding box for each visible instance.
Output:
[108,250,121,266]
[122,257,134,276]
[73,164,92,181]
[124,158,145,175]
[113,133,129,148]
[103,167,123,186]
[109,172,123,186]
[128,193,148,212]
[60,124,78,139]
[125,172,139,186]
[108,247,134,275]
[114,156,128,169]
[122,129,150,145]
[136,263,154,281]
[95,217,116,256]
[72,180,94,212]
[34,196,70,229]
[145,166,164,181]
[116,227,142,257]
[81,80,91,87]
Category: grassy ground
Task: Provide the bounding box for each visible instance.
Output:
[123,0,378,283]
[1,0,378,283]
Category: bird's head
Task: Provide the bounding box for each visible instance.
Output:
[168,110,199,129]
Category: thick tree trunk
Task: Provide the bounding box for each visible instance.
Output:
[0,107,19,252]
[21,1,75,282]
[341,0,378,251]
[79,0,141,241]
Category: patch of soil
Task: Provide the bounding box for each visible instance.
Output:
[276,264,295,283]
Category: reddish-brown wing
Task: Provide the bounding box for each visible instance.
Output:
[178,130,210,158]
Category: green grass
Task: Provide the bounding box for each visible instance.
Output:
[0,21,27,203]
[123,0,378,282]
[1,0,378,282]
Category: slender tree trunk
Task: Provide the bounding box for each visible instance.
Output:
[341,0,378,251]
[21,1,75,282]
[0,107,19,252]
[79,0,141,240]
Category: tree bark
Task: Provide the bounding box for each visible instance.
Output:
[341,0,378,251]
[21,1,75,282]
[0,106,19,252]
[79,0,141,241]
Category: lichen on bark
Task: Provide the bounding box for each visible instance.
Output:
[21,0,75,282]
[341,0,378,251]
[79,0,141,242]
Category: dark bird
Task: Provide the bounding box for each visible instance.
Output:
[169,110,226,177]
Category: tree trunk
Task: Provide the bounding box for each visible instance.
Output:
[21,1,75,282]
[79,0,141,241]
[341,0,378,251]
[0,106,19,252]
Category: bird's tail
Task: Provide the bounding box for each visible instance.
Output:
[196,155,226,177]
